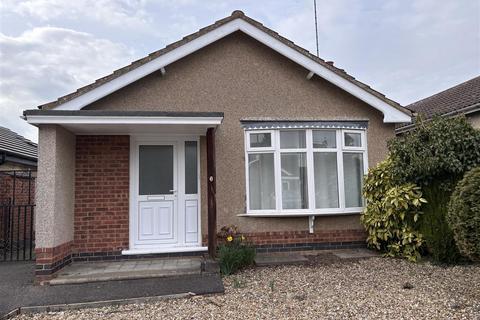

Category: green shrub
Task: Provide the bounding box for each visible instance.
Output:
[388,116,480,263]
[420,184,462,263]
[217,225,255,275]
[447,167,480,261]
[389,116,480,187]
[361,158,426,262]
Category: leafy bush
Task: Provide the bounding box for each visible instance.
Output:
[419,184,462,263]
[389,116,480,187]
[447,167,480,261]
[217,225,255,275]
[361,158,426,261]
[388,116,480,263]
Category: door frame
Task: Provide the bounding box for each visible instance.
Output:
[124,134,203,254]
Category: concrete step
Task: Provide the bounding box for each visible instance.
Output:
[49,258,203,285]
[254,253,308,267]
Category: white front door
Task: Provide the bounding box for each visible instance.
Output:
[130,137,201,252]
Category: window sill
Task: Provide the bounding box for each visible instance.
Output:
[237,210,363,218]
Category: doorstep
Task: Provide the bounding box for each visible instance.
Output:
[49,257,203,285]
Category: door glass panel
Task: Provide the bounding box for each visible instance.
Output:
[280,130,306,149]
[139,145,173,195]
[248,153,275,210]
[313,130,336,148]
[343,152,364,207]
[185,141,198,194]
[314,152,339,208]
[281,152,308,209]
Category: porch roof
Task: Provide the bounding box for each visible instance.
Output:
[23,110,224,135]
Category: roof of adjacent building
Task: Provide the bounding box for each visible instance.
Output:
[0,126,38,161]
[407,76,480,119]
[396,76,480,133]
[36,10,409,117]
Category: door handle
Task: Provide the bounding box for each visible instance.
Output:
[169,189,177,193]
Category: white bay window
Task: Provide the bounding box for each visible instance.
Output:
[244,124,367,216]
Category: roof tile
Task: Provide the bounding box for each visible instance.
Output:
[0,126,37,160]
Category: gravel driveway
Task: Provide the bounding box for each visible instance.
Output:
[14,256,480,319]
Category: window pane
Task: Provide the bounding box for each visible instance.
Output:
[281,153,308,209]
[343,153,364,207]
[185,141,198,194]
[139,145,173,195]
[250,132,271,148]
[280,130,306,149]
[314,153,339,208]
[248,153,275,210]
[313,130,336,148]
[344,132,362,147]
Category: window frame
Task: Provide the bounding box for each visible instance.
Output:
[246,130,275,152]
[244,128,368,216]
[342,130,365,150]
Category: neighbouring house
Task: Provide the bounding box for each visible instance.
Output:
[0,126,36,256]
[396,76,480,134]
[0,126,37,171]
[23,11,411,281]
[0,126,37,206]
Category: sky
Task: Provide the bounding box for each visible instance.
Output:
[0,0,479,142]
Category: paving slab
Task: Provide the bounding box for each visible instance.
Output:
[49,257,203,285]
[331,248,379,259]
[0,262,224,318]
[255,253,308,267]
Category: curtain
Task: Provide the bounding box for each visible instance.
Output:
[343,153,364,207]
[248,153,275,210]
[314,152,339,208]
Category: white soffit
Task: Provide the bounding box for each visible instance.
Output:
[25,115,224,125]
[25,115,223,135]
[52,19,411,123]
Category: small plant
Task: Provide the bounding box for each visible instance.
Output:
[447,167,480,261]
[361,158,426,262]
[217,225,255,275]
[232,277,247,288]
[269,280,275,292]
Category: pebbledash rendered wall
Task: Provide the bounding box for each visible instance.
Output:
[35,125,75,279]
[35,32,399,276]
[83,32,394,239]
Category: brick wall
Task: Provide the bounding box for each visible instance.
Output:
[73,136,129,254]
[0,171,35,243]
[204,229,366,252]
[35,241,73,283]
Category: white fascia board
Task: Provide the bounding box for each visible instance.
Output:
[26,115,223,125]
[52,19,411,123]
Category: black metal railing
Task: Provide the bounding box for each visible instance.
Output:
[1,204,35,261]
[0,170,36,261]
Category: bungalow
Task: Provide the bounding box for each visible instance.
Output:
[23,11,411,280]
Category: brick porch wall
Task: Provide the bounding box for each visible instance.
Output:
[73,136,130,255]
